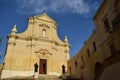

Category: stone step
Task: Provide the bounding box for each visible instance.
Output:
[38,74,59,80]
[2,75,60,80]
[2,77,59,80]
[37,78,59,80]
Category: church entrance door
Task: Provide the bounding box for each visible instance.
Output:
[39,59,47,74]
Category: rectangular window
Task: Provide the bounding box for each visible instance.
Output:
[104,18,110,32]
[87,49,90,57]
[112,12,120,29]
[81,56,85,66]
[75,61,77,67]
[109,43,116,55]
[81,56,83,62]
[93,42,97,52]
[69,66,71,75]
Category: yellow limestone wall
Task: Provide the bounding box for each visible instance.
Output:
[68,0,120,80]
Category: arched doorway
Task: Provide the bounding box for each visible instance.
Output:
[94,62,102,80]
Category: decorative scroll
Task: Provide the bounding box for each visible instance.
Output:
[35,49,52,55]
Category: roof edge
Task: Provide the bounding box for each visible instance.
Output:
[93,0,107,20]
[33,13,58,26]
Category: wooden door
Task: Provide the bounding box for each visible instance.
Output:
[39,59,47,74]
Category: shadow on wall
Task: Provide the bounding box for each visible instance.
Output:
[99,62,120,80]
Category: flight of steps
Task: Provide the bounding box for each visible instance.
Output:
[37,74,59,80]
[2,75,60,80]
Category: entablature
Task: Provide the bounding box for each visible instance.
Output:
[8,34,70,48]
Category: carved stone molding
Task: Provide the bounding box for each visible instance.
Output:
[35,49,52,55]
[8,41,16,46]
[39,24,50,29]
[52,47,57,51]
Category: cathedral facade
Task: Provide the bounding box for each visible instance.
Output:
[1,13,70,79]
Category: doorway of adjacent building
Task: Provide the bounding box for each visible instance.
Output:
[39,59,47,74]
[94,62,102,80]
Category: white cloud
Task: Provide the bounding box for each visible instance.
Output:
[16,0,98,15]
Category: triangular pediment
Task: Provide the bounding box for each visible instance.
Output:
[34,13,57,25]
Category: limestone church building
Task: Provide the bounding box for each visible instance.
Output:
[1,13,70,79]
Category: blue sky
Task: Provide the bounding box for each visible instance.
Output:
[0,0,102,63]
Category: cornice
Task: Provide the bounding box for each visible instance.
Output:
[8,34,70,47]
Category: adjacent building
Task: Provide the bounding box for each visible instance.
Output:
[68,0,120,80]
[1,13,70,79]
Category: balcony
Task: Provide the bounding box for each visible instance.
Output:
[105,51,120,66]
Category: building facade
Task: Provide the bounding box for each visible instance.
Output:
[1,13,70,79]
[68,0,120,80]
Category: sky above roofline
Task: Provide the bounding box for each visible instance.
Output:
[0,0,103,63]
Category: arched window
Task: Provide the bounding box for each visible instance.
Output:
[42,29,46,37]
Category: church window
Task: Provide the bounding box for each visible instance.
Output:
[42,29,46,37]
